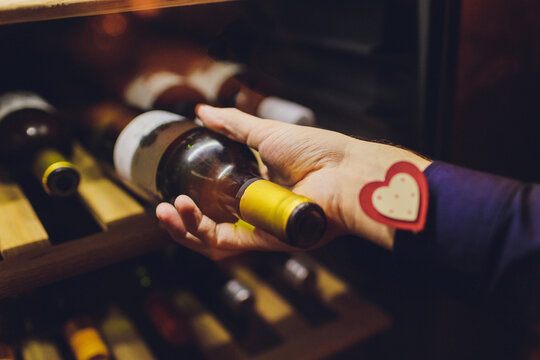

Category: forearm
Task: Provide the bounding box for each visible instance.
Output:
[394,161,540,289]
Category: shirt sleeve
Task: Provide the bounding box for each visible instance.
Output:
[394,161,540,290]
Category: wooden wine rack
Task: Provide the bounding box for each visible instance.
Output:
[1,2,391,359]
[179,254,391,360]
[0,144,171,298]
[0,145,391,358]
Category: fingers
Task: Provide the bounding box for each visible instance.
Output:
[195,104,287,151]
[156,195,297,259]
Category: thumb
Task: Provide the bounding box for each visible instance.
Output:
[195,104,288,150]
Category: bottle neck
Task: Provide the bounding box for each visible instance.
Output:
[236,179,326,247]
[32,148,80,197]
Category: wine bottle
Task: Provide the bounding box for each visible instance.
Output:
[64,317,110,360]
[21,339,64,360]
[98,306,157,360]
[113,110,326,247]
[115,260,202,360]
[77,101,138,164]
[164,247,255,317]
[119,38,237,117]
[233,85,316,126]
[181,55,316,125]
[68,18,208,118]
[0,92,80,197]
[264,253,317,292]
[19,294,65,360]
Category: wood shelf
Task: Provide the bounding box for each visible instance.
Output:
[0,144,172,298]
[0,0,232,25]
[0,214,170,298]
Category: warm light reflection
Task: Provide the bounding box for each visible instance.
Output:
[100,13,128,37]
[130,0,163,18]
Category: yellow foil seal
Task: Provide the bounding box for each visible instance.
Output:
[68,328,110,360]
[239,179,311,240]
[33,148,77,194]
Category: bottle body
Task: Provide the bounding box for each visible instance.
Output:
[0,92,80,196]
[114,110,326,247]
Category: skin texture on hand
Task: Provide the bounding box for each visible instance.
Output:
[156,105,432,259]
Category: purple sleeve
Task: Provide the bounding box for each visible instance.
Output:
[394,161,540,289]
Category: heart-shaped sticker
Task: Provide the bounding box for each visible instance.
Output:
[359,161,428,232]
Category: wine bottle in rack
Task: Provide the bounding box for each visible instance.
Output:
[64,317,111,360]
[68,18,209,119]
[113,260,202,360]
[263,253,318,293]
[98,306,157,360]
[113,109,326,247]
[132,37,317,125]
[164,247,255,317]
[45,286,111,360]
[77,102,139,165]
[116,37,239,118]
[0,92,80,197]
[250,253,338,326]
[20,315,65,360]
[163,247,282,355]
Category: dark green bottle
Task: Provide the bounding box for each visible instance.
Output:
[113,110,326,248]
[0,92,80,197]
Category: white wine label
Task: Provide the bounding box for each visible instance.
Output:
[257,97,316,126]
[113,110,196,198]
[124,71,185,110]
[0,92,54,122]
[187,62,243,103]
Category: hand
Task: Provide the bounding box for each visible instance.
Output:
[156,105,432,259]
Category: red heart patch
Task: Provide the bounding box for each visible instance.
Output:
[359,161,428,232]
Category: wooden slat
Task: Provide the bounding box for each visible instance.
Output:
[0,214,170,298]
[230,265,312,340]
[0,174,50,259]
[71,144,145,230]
[251,256,392,360]
[0,0,232,25]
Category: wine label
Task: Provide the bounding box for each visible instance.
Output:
[187,62,242,103]
[124,71,185,110]
[257,97,316,126]
[113,110,196,198]
[0,92,54,122]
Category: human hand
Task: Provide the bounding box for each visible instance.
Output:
[156,105,432,259]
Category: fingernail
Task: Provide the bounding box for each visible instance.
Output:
[155,203,167,221]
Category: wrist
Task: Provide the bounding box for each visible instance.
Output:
[338,139,432,249]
